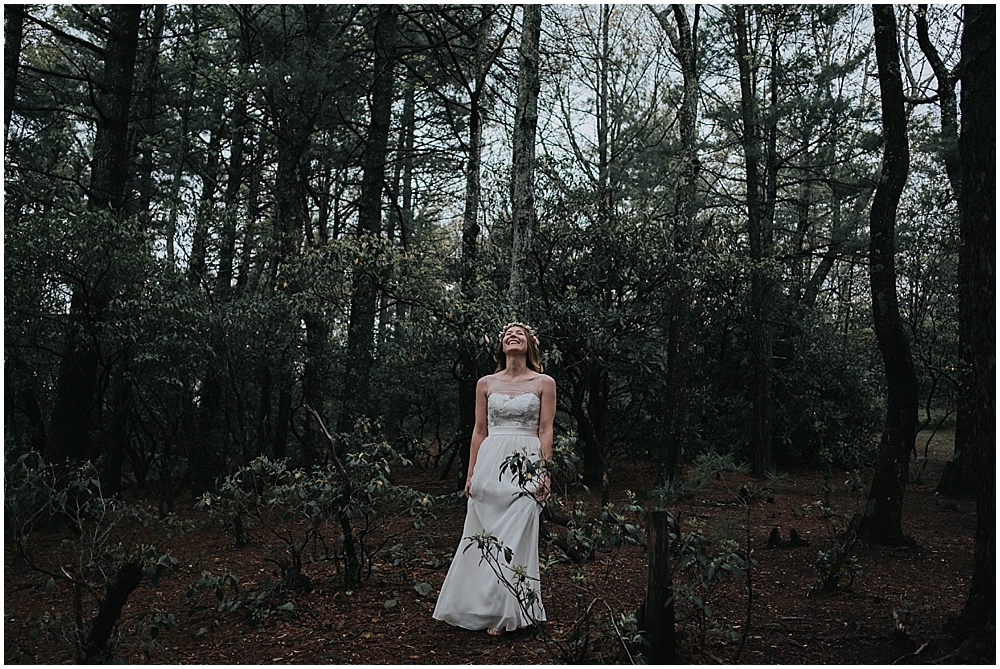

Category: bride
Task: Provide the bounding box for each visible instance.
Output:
[432,322,556,636]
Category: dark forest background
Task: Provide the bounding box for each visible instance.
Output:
[4,4,993,661]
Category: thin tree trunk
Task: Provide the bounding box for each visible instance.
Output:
[164,11,201,267]
[652,4,701,485]
[83,563,143,661]
[734,6,774,478]
[188,129,221,284]
[456,6,495,489]
[303,312,331,459]
[955,3,995,632]
[124,4,166,224]
[508,4,542,317]
[5,4,25,147]
[340,5,398,433]
[574,364,609,494]
[915,4,970,495]
[641,511,676,662]
[915,4,961,202]
[859,4,918,544]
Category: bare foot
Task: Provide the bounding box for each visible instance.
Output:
[487,627,503,636]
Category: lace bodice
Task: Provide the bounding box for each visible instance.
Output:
[486,374,542,431]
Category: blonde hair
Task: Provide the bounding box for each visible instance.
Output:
[494,322,544,373]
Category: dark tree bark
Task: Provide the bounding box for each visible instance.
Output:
[508,4,542,317]
[955,3,995,633]
[303,311,331,459]
[456,6,498,489]
[188,128,222,284]
[87,5,142,213]
[4,4,25,146]
[651,4,701,486]
[641,511,676,662]
[83,562,143,661]
[48,5,141,465]
[217,94,248,297]
[573,365,610,497]
[271,376,293,461]
[47,293,102,465]
[102,372,132,496]
[339,5,399,434]
[915,4,962,202]
[124,5,167,225]
[733,6,774,478]
[858,4,919,544]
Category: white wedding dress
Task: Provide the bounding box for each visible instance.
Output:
[433,374,547,632]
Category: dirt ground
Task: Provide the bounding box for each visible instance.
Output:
[4,428,993,664]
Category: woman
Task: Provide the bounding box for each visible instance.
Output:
[433,322,556,636]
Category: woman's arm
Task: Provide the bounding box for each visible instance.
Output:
[464,376,490,498]
[535,375,556,503]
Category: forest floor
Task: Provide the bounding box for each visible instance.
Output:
[5,427,993,665]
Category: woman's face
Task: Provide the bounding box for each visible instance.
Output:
[502,326,528,354]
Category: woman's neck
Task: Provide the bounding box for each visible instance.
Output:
[503,354,532,379]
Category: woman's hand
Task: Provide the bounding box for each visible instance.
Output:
[464,473,473,498]
[534,472,551,504]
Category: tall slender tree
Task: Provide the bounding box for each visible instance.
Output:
[508,4,542,317]
[456,6,505,488]
[340,5,399,433]
[651,4,701,486]
[733,5,775,478]
[859,4,919,543]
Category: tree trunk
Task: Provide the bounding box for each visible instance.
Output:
[340,5,398,434]
[508,4,542,317]
[456,6,495,489]
[858,4,918,544]
[83,563,143,662]
[915,4,961,202]
[217,95,248,297]
[4,4,25,147]
[641,511,676,663]
[123,3,166,225]
[573,365,609,495]
[652,4,701,486]
[87,5,142,213]
[303,312,331,459]
[48,292,102,465]
[734,6,774,478]
[955,3,995,632]
[102,369,132,496]
[188,128,222,284]
[48,5,141,465]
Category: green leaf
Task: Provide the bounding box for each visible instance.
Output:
[413,582,432,597]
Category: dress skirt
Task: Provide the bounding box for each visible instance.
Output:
[432,426,546,632]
